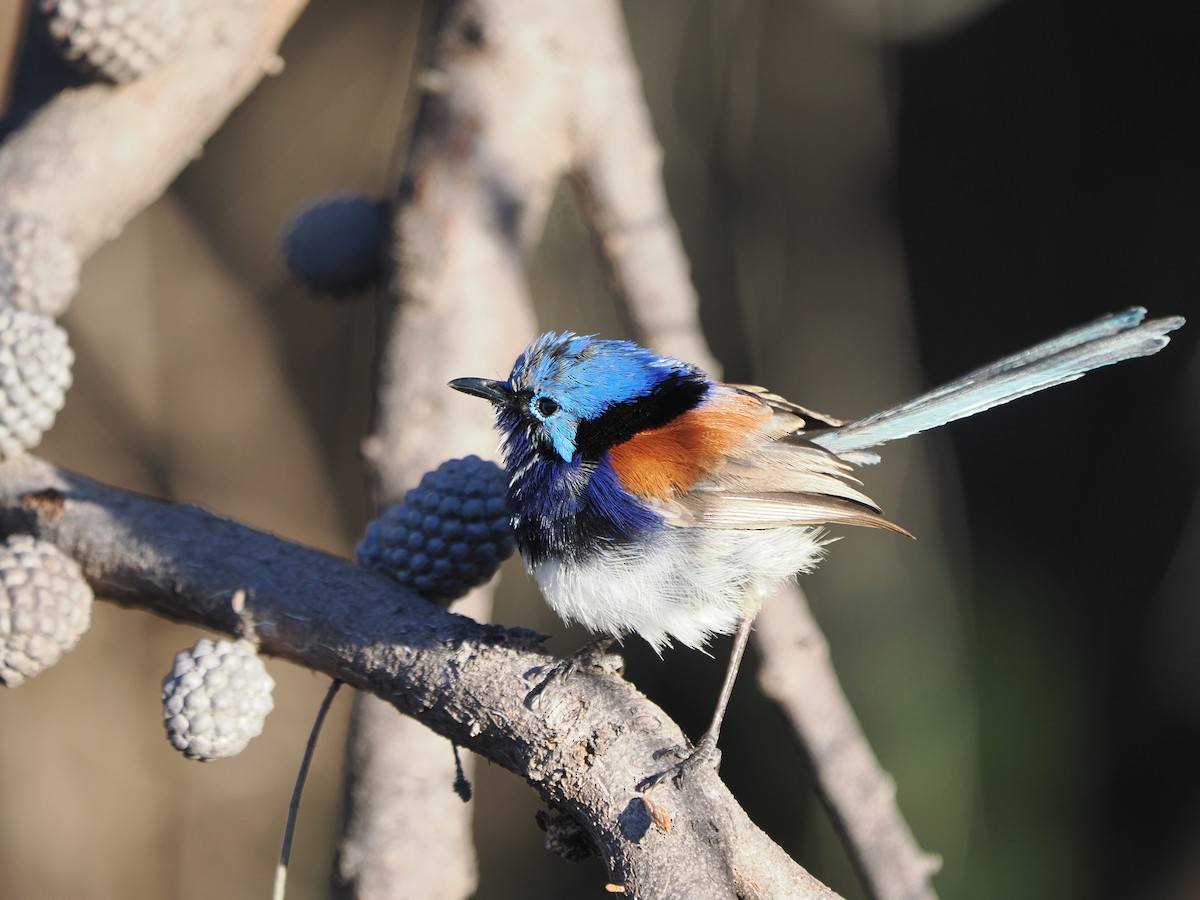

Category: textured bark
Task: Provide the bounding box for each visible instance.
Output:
[0,0,933,893]
[0,454,841,899]
[565,0,717,372]
[0,0,309,257]
[334,0,549,894]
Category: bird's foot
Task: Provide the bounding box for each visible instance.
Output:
[525,637,621,709]
[639,733,722,791]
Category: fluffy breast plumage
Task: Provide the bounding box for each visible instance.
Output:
[503,384,886,648]
[530,523,831,651]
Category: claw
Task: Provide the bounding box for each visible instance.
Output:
[638,735,722,791]
[525,637,619,709]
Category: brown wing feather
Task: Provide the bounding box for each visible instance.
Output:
[654,429,912,537]
[730,384,850,428]
[671,490,912,536]
[613,384,911,536]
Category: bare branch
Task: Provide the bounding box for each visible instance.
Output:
[336,0,562,891]
[0,453,841,900]
[562,0,717,372]
[0,0,309,257]
[755,591,942,900]
[0,0,928,894]
[557,8,939,897]
[335,674,482,900]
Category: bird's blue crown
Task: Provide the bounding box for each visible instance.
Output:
[500,332,708,464]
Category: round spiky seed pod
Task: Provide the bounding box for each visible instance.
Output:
[162,637,275,762]
[0,212,80,317]
[283,194,389,295]
[358,455,514,604]
[0,307,74,458]
[0,535,94,687]
[38,0,190,85]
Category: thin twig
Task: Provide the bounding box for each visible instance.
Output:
[0,0,921,894]
[562,0,717,373]
[274,679,343,900]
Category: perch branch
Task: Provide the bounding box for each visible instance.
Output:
[0,453,841,900]
[0,0,309,257]
[559,10,938,898]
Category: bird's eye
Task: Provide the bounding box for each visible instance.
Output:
[534,396,560,418]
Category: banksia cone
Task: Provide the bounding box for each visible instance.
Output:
[283,195,389,295]
[0,306,74,458]
[0,212,80,317]
[162,638,275,762]
[39,0,190,84]
[358,456,514,603]
[0,535,94,687]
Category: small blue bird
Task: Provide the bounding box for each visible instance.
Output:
[450,307,1182,784]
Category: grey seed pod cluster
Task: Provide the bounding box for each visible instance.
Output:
[0,212,80,318]
[162,637,275,761]
[0,306,74,458]
[38,0,190,84]
[0,535,94,687]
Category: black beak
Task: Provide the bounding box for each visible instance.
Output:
[449,377,511,404]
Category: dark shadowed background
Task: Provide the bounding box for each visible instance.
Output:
[1,1,1197,898]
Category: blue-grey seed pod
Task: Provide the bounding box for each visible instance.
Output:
[282,195,389,295]
[358,456,514,603]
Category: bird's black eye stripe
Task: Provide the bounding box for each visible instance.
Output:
[574,372,708,460]
[536,396,560,417]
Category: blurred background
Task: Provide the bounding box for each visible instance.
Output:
[1,0,1197,898]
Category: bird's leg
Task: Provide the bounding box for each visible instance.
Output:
[643,612,757,790]
[525,636,621,709]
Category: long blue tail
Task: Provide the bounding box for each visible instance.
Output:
[814,307,1184,463]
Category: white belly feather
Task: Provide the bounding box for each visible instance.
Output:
[530,526,830,652]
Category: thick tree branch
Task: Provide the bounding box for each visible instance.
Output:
[0,0,309,257]
[0,0,931,893]
[336,0,556,893]
[564,2,716,373]
[0,453,840,900]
